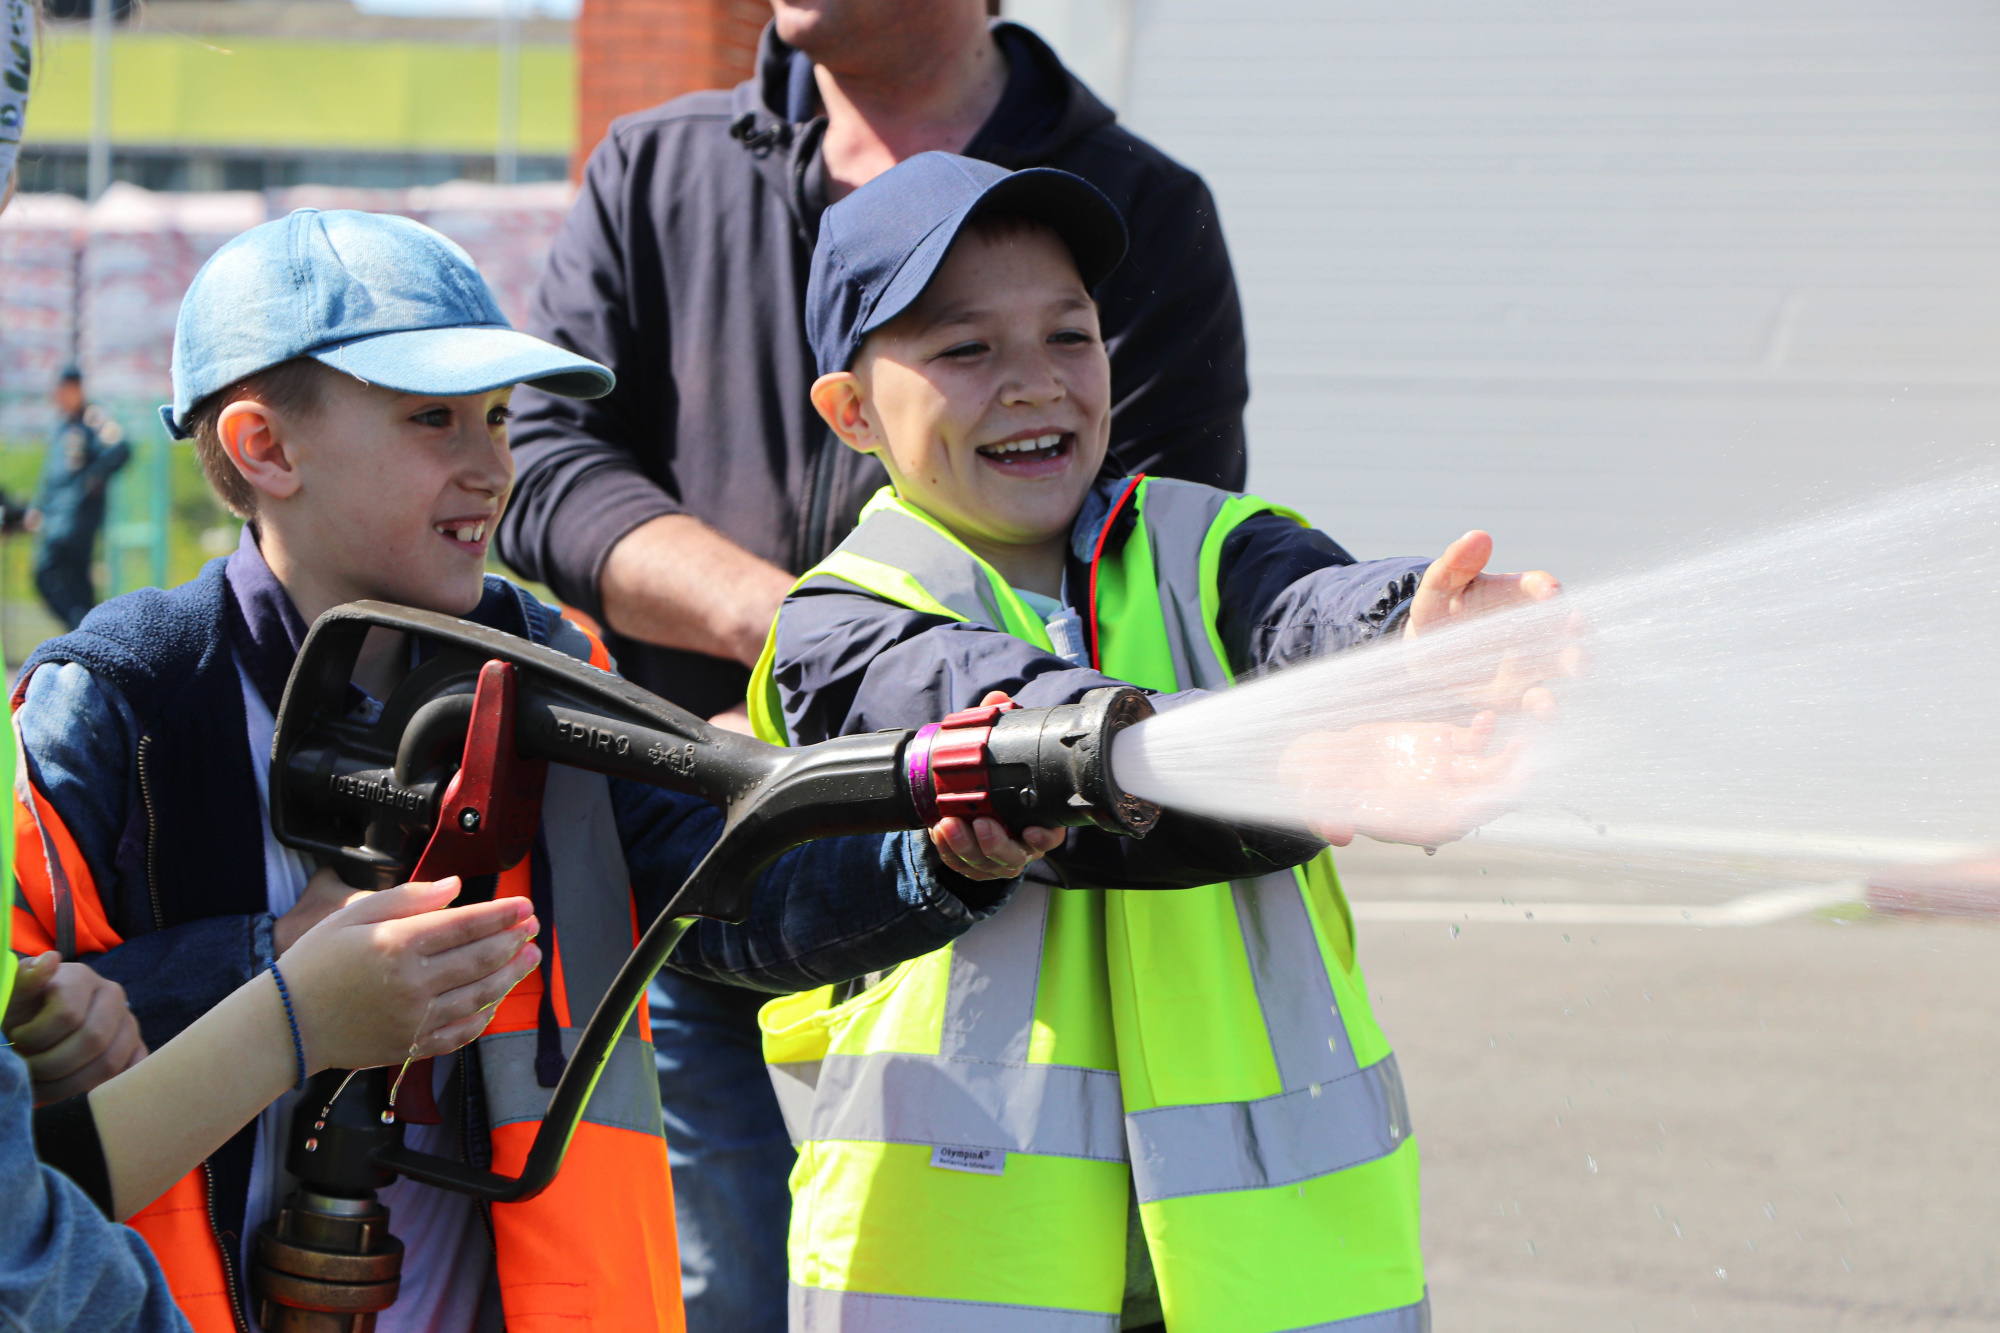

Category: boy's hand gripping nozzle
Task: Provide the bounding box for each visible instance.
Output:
[251,601,1159,1330]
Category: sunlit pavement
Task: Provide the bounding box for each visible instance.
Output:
[1342,840,2000,1331]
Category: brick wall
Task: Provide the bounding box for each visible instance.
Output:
[574,0,767,174]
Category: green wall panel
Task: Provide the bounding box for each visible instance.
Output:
[23,32,573,154]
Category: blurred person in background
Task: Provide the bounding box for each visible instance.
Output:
[497,1,1253,1327]
[32,367,130,630]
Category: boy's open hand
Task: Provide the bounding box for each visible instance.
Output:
[280,876,541,1073]
[1279,710,1524,849]
[1406,529,1581,719]
[4,952,147,1105]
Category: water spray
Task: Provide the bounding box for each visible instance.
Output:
[1111,468,2000,900]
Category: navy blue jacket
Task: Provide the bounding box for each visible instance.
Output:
[499,20,1249,718]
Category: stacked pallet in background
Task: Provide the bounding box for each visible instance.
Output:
[0,180,577,441]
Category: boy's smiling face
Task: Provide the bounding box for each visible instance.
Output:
[812,219,1111,591]
[218,370,515,623]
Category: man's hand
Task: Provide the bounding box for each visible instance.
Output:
[708,702,757,735]
[274,866,368,956]
[4,951,147,1104]
[600,514,795,667]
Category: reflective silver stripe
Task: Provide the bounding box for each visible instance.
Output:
[1135,478,1235,691]
[539,764,638,1034]
[808,1049,1126,1162]
[1235,872,1354,1087]
[1125,1055,1412,1204]
[941,884,1050,1063]
[840,509,1005,628]
[479,1025,664,1137]
[790,1283,1118,1333]
[1283,1294,1431,1333]
[769,1059,821,1146]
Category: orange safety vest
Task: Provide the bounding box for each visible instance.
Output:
[10,622,685,1333]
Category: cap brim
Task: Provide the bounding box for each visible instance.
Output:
[860,168,1130,345]
[310,325,615,400]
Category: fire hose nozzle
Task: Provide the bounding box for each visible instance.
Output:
[904,686,1162,838]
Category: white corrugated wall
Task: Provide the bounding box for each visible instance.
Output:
[1012,0,2000,577]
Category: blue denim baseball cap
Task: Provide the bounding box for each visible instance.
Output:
[161,208,613,439]
[806,152,1128,376]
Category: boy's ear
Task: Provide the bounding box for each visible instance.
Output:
[810,372,882,457]
[217,399,304,503]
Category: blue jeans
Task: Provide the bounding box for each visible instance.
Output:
[650,970,794,1333]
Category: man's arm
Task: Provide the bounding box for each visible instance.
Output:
[498,130,792,665]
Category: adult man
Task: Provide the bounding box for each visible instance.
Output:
[499,4,1250,1327]
[32,367,129,631]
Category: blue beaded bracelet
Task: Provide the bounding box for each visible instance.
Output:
[268,962,308,1091]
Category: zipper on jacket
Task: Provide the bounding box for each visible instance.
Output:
[135,733,167,933]
[204,1163,253,1333]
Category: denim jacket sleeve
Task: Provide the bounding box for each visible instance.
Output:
[15,664,273,1052]
[609,780,1016,994]
[0,1048,191,1333]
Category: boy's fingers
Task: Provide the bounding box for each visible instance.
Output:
[399,899,533,960]
[977,690,1015,708]
[413,921,540,998]
[419,943,541,1036]
[21,985,117,1081]
[1407,530,1493,636]
[2,952,60,1027]
[1022,826,1065,854]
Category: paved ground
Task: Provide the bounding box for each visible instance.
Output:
[1338,839,2000,1331]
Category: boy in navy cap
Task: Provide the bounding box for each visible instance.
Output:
[749,152,1566,1332]
[9,208,1054,1333]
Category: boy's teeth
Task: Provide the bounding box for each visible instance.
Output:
[443,522,486,543]
[987,433,1064,455]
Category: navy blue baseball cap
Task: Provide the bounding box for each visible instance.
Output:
[161,209,613,439]
[806,152,1128,376]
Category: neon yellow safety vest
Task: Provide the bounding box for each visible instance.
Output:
[751,479,1426,1333]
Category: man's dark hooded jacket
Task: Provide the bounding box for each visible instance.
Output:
[499,21,1249,718]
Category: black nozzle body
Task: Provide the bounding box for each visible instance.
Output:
[906,686,1162,837]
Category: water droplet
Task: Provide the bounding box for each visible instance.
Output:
[1424,846,1436,856]
[1714,1267,1727,1280]
[1563,933,1572,943]
[1480,866,1488,875]
[1488,1036,1496,1047]
[380,1109,396,1124]
[1449,924,1460,938]
[1527,1240,1537,1255]
[1764,1202,1776,1220]
[1309,1082,1322,1098]
[313,1120,325,1131]
[1390,1122,1401,1138]
[1841,1257,1851,1272]
[1673,1222,1683,1237]
[1643,991,1653,1001]
[1655,1204,1664,1219]
[304,1138,319,1152]
[1586,1154,1598,1173]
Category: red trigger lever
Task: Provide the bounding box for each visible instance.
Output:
[396,661,550,1123]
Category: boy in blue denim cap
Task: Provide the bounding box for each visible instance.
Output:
[9,208,1051,1333]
